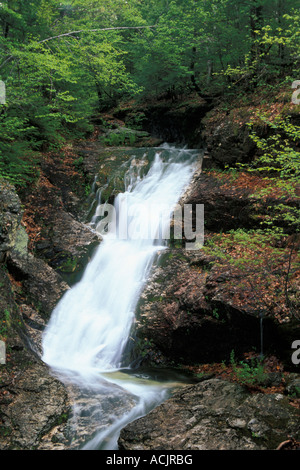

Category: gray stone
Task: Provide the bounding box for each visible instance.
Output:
[7,251,69,321]
[0,362,70,450]
[119,378,300,450]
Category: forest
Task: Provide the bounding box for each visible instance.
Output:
[0,0,299,452]
[0,0,299,188]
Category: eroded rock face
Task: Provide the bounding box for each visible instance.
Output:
[0,362,70,450]
[38,380,139,450]
[7,251,69,322]
[119,378,300,450]
[0,182,72,450]
[134,249,269,365]
[202,117,256,168]
[0,180,22,262]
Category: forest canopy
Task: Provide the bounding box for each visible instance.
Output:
[0,0,299,186]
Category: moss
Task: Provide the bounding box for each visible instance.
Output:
[0,425,12,438]
[55,412,69,426]
[58,256,78,274]
[12,226,29,257]
[0,266,24,340]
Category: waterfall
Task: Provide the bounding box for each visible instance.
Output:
[41,144,200,449]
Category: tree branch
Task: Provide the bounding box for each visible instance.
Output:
[38,25,156,44]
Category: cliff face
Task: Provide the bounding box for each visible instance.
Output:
[0,140,108,448]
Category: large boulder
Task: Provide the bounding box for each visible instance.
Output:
[0,362,70,450]
[204,120,256,168]
[7,251,69,322]
[119,378,300,450]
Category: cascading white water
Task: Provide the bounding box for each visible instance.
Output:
[42,144,200,449]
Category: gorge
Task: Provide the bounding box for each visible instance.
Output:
[0,96,299,451]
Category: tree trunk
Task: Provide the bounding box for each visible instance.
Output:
[190,46,203,97]
[250,3,264,62]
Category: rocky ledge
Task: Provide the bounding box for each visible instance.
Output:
[119,378,300,450]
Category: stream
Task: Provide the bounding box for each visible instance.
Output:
[41,144,201,450]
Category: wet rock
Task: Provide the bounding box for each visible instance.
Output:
[41,380,139,450]
[22,152,101,285]
[0,236,71,450]
[7,251,69,322]
[118,378,300,450]
[41,210,100,285]
[285,374,300,398]
[0,362,70,450]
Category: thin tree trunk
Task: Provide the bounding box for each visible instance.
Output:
[250,3,263,62]
[190,46,203,97]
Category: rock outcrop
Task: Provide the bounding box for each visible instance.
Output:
[134,247,287,365]
[114,96,212,148]
[0,180,72,450]
[203,119,256,168]
[119,378,300,450]
[0,362,70,450]
[129,141,299,367]
[0,180,22,262]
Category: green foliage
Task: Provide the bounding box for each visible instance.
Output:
[236,112,300,234]
[230,350,268,386]
[0,309,10,340]
[100,129,137,147]
[247,113,300,180]
[0,0,299,188]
